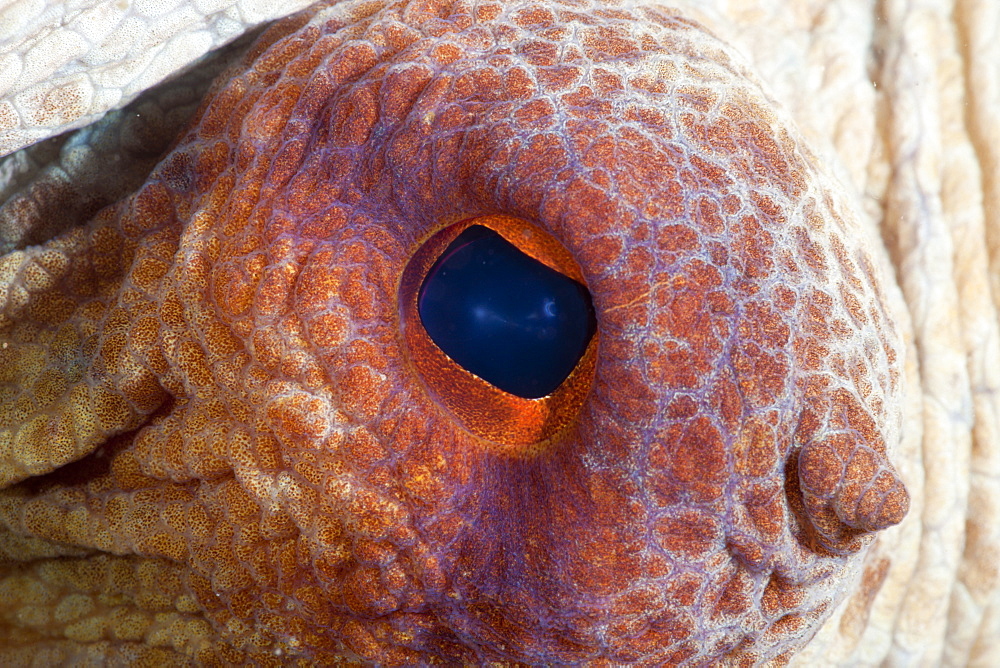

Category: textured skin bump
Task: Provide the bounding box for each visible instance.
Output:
[0,1,908,665]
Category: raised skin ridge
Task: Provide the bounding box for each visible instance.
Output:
[0,1,907,664]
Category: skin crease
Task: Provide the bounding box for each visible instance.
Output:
[0,0,996,655]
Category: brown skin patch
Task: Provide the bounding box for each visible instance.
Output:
[0,0,907,664]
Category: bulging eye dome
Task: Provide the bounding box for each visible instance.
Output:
[417,225,596,399]
[399,215,599,451]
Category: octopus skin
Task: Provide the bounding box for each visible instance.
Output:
[0,0,997,665]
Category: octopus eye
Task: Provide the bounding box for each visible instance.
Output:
[417,225,596,399]
[400,215,599,451]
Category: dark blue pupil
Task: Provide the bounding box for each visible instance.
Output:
[417,225,596,399]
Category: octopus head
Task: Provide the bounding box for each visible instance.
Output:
[0,0,909,664]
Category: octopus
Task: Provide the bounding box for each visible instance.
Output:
[0,0,996,665]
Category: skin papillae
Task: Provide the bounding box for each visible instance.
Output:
[0,0,996,665]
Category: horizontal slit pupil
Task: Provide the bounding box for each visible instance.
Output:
[417,225,596,399]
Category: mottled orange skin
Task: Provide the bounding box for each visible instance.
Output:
[0,0,909,665]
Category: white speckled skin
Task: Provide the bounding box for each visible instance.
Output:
[0,0,998,665]
[0,0,317,155]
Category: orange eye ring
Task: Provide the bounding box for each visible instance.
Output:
[398,214,598,456]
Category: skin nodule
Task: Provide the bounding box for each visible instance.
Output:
[0,1,910,665]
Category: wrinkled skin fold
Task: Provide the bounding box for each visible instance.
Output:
[0,0,997,665]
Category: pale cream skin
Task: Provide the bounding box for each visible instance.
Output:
[1,1,997,664]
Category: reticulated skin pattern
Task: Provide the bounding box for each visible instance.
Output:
[0,1,908,665]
